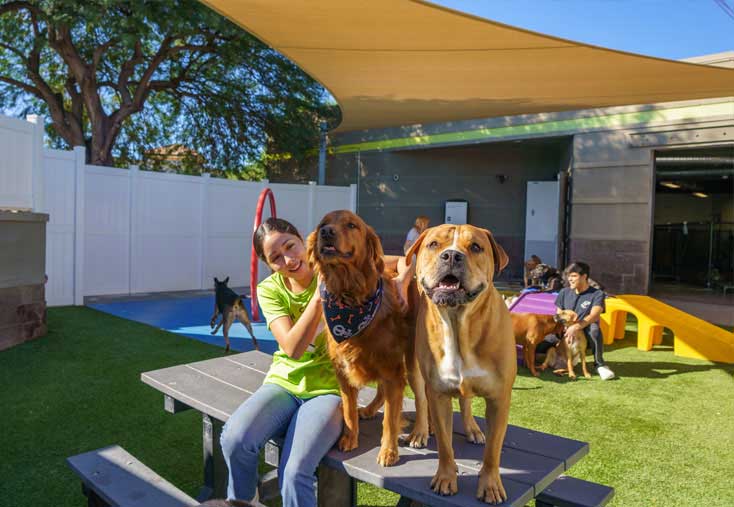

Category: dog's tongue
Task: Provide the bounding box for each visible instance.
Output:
[439,275,460,289]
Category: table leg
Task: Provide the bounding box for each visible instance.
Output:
[317,463,356,507]
[199,413,228,501]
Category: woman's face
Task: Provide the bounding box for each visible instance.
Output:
[262,231,309,279]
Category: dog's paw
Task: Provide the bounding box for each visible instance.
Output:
[584,372,592,379]
[569,373,577,380]
[224,344,230,354]
[430,464,458,496]
[338,433,359,453]
[464,420,486,445]
[376,445,399,466]
[358,406,379,420]
[477,467,507,504]
[405,425,430,448]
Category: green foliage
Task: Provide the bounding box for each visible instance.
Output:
[0,0,339,173]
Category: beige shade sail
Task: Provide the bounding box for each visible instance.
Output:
[201,0,734,133]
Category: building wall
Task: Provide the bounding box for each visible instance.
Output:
[328,96,734,293]
[569,131,653,294]
[329,139,569,279]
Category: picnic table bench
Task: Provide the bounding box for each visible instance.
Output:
[81,350,608,507]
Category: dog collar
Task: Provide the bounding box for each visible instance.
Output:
[320,279,383,343]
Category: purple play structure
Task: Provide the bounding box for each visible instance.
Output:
[508,290,558,315]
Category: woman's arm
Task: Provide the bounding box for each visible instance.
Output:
[383,255,415,311]
[268,291,323,360]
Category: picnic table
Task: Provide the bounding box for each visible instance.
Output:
[140,351,594,507]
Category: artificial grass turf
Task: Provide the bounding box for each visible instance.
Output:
[1,307,733,506]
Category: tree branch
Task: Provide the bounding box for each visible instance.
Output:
[0,74,42,98]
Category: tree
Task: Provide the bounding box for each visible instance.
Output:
[0,0,339,173]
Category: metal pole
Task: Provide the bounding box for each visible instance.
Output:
[318,121,327,185]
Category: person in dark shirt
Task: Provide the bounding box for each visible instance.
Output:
[554,261,615,380]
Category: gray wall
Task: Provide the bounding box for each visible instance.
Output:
[569,130,654,294]
[329,139,570,279]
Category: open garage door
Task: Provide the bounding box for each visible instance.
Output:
[652,146,734,291]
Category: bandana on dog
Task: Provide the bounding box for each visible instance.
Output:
[320,279,383,343]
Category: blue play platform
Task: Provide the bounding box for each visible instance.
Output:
[88,296,278,354]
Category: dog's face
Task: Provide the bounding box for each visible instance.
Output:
[530,263,553,282]
[308,210,383,270]
[406,224,508,308]
[553,309,578,326]
[214,276,230,289]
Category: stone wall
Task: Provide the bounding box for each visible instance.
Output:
[0,211,49,351]
[0,284,47,351]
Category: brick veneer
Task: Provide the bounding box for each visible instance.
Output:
[568,239,649,294]
[0,283,47,351]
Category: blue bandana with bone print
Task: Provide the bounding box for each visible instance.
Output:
[320,279,383,343]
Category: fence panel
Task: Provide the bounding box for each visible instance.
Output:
[131,171,203,293]
[204,179,264,289]
[84,165,131,296]
[43,149,76,305]
[0,116,36,210]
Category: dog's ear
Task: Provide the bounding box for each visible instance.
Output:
[483,229,509,275]
[405,229,429,267]
[365,225,385,274]
[224,276,229,284]
[214,277,220,284]
[306,230,318,269]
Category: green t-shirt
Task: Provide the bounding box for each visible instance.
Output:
[257,272,339,399]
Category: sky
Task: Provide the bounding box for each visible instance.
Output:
[434,0,734,60]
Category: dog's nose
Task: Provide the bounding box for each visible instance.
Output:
[320,225,335,239]
[440,249,464,265]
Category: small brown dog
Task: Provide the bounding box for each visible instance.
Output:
[210,277,259,353]
[539,311,592,379]
[510,310,576,377]
[307,210,429,467]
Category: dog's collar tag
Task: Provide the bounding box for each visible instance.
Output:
[320,279,383,343]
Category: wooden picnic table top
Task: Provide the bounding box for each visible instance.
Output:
[141,351,589,507]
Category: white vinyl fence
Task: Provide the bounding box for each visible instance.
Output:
[38,146,355,306]
[0,115,44,211]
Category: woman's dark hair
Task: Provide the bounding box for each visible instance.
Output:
[253,217,302,262]
[565,261,590,278]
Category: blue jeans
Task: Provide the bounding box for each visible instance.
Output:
[220,383,343,507]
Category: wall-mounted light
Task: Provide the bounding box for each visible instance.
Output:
[692,192,709,198]
[659,181,681,189]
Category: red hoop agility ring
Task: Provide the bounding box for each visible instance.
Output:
[250,188,277,321]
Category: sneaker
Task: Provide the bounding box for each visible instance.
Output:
[597,365,615,380]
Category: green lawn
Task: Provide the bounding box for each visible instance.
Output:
[1,307,733,506]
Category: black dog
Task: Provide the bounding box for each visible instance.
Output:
[529,263,564,292]
[211,277,259,352]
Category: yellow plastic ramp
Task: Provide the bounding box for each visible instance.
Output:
[600,295,734,364]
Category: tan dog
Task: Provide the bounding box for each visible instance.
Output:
[510,310,576,377]
[406,224,516,504]
[539,311,592,379]
[307,210,430,466]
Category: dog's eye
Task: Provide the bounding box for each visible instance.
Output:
[347,222,357,229]
[470,242,483,253]
[428,241,439,249]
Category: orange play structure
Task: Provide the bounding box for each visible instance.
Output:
[599,295,734,364]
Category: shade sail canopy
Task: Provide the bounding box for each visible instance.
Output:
[201,0,734,133]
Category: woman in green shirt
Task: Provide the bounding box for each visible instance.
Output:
[220,217,410,506]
